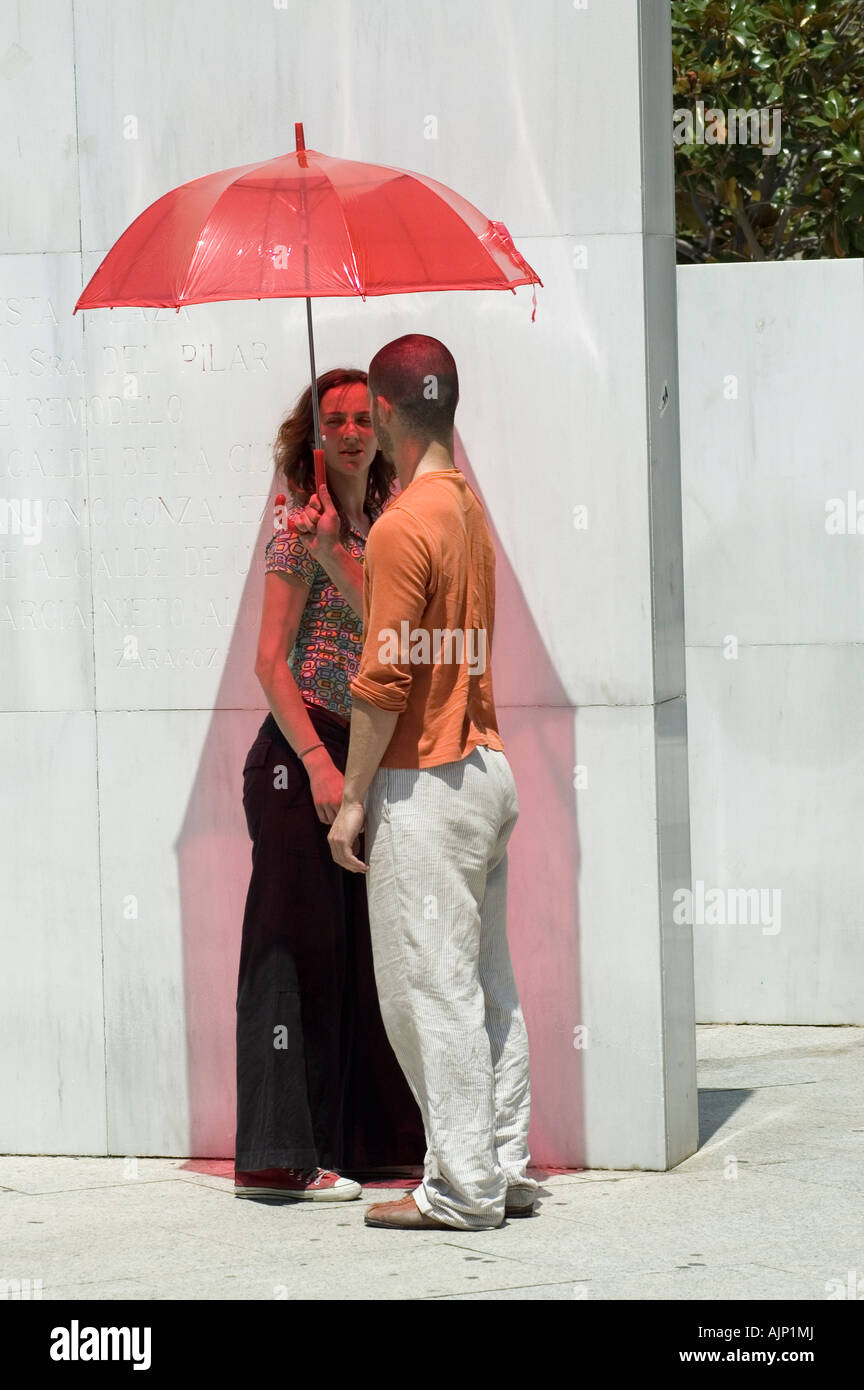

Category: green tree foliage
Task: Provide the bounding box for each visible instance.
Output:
[672,0,864,260]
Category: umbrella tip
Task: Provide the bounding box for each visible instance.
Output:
[295,122,305,152]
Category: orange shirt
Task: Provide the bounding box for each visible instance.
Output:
[349,469,506,769]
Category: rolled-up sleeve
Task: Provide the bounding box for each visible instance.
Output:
[349,508,433,712]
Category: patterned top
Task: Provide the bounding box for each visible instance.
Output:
[264,499,383,720]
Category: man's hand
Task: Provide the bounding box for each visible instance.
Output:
[294,482,341,560]
[328,798,368,873]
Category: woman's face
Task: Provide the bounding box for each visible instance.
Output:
[318,381,378,482]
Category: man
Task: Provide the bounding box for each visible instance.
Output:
[327,334,537,1231]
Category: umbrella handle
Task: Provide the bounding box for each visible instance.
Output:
[313,447,326,495]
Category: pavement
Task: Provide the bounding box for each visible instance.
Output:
[2,1024,862,1301]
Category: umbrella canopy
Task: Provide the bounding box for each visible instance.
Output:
[74,124,541,518]
[74,125,540,309]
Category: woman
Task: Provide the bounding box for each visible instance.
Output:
[234,367,425,1200]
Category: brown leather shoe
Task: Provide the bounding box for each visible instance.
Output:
[364,1192,452,1230]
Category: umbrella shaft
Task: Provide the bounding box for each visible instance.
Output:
[305,297,321,451]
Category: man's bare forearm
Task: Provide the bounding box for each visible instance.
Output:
[342,697,399,803]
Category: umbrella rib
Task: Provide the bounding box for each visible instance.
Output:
[306,151,364,295]
[385,172,506,289]
[179,153,297,302]
[257,175,278,301]
[390,162,539,289]
[415,177,525,288]
[97,191,185,305]
[376,175,438,287]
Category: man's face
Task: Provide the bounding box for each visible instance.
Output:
[369,387,395,463]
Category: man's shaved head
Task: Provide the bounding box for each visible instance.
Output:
[368,334,459,442]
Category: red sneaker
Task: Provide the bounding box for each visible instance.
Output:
[234,1166,362,1201]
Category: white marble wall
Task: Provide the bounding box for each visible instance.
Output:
[1,0,697,1163]
[678,259,864,1024]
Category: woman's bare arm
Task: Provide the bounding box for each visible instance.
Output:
[254,570,345,821]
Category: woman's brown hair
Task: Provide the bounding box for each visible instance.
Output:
[273,368,395,542]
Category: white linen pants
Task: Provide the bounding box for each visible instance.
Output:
[364,743,536,1230]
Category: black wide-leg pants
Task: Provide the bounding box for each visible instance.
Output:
[235,703,425,1173]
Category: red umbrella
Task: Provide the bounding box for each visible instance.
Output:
[74,123,541,522]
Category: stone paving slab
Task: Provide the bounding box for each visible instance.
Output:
[1,1025,860,1301]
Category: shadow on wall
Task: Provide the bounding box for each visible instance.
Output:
[175,428,584,1167]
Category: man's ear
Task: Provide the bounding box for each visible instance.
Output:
[371,391,392,424]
